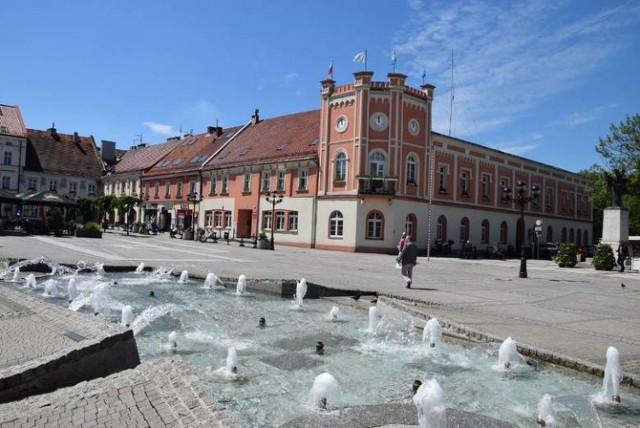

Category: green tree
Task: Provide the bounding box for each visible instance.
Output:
[95,194,117,222]
[596,114,640,173]
[115,195,139,236]
[579,166,610,242]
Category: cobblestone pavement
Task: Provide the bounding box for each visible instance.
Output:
[0,356,240,428]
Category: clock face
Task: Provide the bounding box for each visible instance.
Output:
[335,115,348,133]
[408,119,420,136]
[370,113,389,131]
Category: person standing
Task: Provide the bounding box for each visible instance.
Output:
[397,232,407,254]
[617,241,628,273]
[397,235,418,288]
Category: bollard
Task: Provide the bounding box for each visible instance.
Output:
[239,237,244,247]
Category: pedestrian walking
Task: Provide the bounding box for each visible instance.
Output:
[617,241,628,273]
[397,235,418,288]
[397,232,407,254]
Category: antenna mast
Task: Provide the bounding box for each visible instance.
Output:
[448,49,455,136]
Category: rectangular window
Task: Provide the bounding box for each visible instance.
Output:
[176,182,183,197]
[261,171,270,192]
[221,176,228,194]
[49,180,57,191]
[438,165,448,192]
[275,211,285,230]
[481,174,489,199]
[205,211,213,227]
[298,169,308,190]
[87,184,96,195]
[214,211,222,227]
[3,151,11,165]
[460,170,469,196]
[545,188,553,208]
[561,191,567,210]
[276,170,285,191]
[263,211,272,230]
[243,173,251,192]
[288,211,298,231]
[27,177,37,191]
[69,182,77,194]
[189,182,197,194]
[1,176,10,189]
[165,182,171,197]
[577,195,582,214]
[210,173,217,195]
[154,182,160,198]
[224,211,232,228]
[569,193,574,213]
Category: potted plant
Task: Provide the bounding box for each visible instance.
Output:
[257,231,270,249]
[555,242,577,267]
[592,243,615,271]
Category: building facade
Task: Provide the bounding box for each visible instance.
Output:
[0,104,27,217]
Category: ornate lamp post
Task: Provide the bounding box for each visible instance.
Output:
[502,181,540,278]
[187,191,201,240]
[265,192,283,250]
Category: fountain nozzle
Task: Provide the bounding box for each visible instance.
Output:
[259,317,266,328]
[149,290,155,298]
[318,397,327,409]
[316,341,324,355]
[412,379,422,394]
[430,342,436,348]
[536,418,546,427]
[613,395,621,403]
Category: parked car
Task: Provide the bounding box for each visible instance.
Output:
[538,242,559,260]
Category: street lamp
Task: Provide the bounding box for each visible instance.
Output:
[265,192,283,250]
[502,180,540,278]
[187,191,201,240]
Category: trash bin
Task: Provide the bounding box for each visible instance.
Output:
[183,229,194,240]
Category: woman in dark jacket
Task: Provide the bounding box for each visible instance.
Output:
[397,235,418,288]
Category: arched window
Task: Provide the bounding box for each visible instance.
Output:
[576,229,582,247]
[459,217,470,243]
[546,226,553,243]
[329,211,343,238]
[481,219,490,244]
[334,152,347,181]
[500,221,508,244]
[561,227,567,242]
[368,151,386,177]
[366,211,384,239]
[569,228,574,243]
[583,230,589,246]
[405,214,417,239]
[406,154,417,184]
[436,215,447,242]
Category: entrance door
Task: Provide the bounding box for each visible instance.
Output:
[237,209,252,238]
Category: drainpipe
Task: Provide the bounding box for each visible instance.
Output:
[311,158,320,248]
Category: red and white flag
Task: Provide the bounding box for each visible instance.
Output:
[327,61,334,79]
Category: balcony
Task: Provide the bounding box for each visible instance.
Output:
[357,176,397,195]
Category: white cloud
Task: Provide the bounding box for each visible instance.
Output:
[394,0,640,138]
[493,144,539,156]
[561,104,618,127]
[143,121,177,136]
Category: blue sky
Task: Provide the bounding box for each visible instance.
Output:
[2,0,639,173]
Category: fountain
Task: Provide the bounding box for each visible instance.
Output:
[43,279,57,296]
[327,306,339,321]
[423,318,442,348]
[12,266,20,282]
[178,270,189,283]
[312,372,341,410]
[6,267,640,427]
[236,274,246,295]
[90,282,111,317]
[212,347,239,380]
[121,305,134,327]
[537,394,555,427]
[368,306,378,333]
[168,331,178,351]
[602,346,622,403]
[135,262,145,273]
[68,277,78,302]
[204,272,222,289]
[413,378,446,428]
[292,278,307,308]
[25,273,37,288]
[498,336,522,369]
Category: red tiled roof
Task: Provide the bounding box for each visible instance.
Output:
[0,104,27,137]
[206,110,320,169]
[144,126,244,177]
[25,128,104,177]
[113,138,183,174]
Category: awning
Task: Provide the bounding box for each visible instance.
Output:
[0,189,21,203]
[17,190,79,207]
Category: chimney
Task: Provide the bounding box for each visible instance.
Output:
[101,140,116,162]
[252,108,260,125]
[207,126,216,134]
[73,132,79,143]
[216,126,223,136]
[48,122,57,135]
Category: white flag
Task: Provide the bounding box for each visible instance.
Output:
[353,51,366,63]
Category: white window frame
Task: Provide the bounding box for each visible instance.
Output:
[276,170,285,191]
[329,211,343,238]
[261,171,270,192]
[298,169,308,190]
[334,152,347,181]
[368,151,386,177]
[406,155,417,184]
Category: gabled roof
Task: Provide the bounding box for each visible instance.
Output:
[25,128,104,178]
[0,104,27,137]
[206,110,320,169]
[112,138,182,174]
[144,126,243,177]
